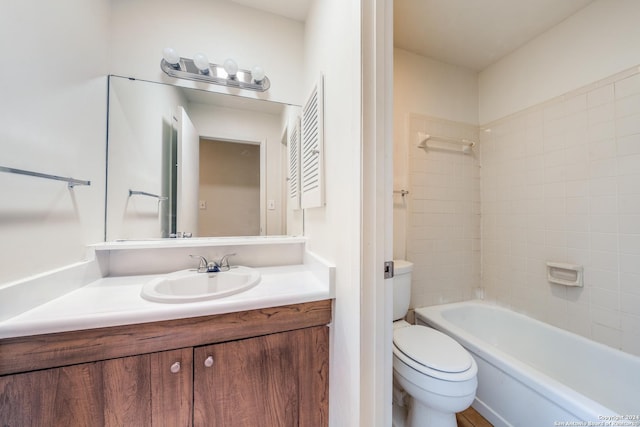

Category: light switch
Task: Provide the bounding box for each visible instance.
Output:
[199,200,207,210]
[267,199,275,210]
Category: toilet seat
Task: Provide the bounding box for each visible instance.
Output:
[393,325,476,381]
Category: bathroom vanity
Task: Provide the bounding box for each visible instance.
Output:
[0,300,330,426]
[0,237,334,426]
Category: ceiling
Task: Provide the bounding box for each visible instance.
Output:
[394,0,595,70]
[227,0,595,71]
[229,0,311,22]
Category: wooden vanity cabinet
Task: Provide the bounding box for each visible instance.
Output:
[194,326,329,427]
[0,300,331,427]
[0,347,192,427]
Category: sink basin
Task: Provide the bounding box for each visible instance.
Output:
[141,266,261,303]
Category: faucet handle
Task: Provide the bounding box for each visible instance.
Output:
[216,253,236,271]
[189,254,209,272]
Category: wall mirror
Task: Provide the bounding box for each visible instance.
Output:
[106,75,303,241]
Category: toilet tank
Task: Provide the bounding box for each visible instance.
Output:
[393,260,413,321]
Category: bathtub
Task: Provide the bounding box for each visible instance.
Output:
[415,301,640,427]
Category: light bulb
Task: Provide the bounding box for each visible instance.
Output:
[162,47,180,66]
[251,65,265,83]
[223,58,238,78]
[193,53,210,74]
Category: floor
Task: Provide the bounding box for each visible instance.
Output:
[456,407,493,427]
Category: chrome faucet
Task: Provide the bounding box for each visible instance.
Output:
[189,255,217,273]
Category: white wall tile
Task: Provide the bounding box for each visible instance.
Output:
[615,73,640,99]
[584,267,618,290]
[617,133,640,157]
[615,93,640,118]
[616,112,640,137]
[588,84,614,107]
[480,69,640,355]
[588,102,615,125]
[405,114,480,308]
[619,215,640,234]
[588,120,616,143]
[591,233,618,252]
[589,138,617,160]
[592,323,622,349]
[590,196,618,215]
[621,293,640,316]
[591,305,621,329]
[590,157,618,178]
[617,153,640,176]
[620,253,640,275]
[619,194,640,214]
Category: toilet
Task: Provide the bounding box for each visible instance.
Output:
[392,260,478,427]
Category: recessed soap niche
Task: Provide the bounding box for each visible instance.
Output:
[546,262,583,287]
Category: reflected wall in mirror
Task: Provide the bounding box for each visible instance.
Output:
[106,75,303,240]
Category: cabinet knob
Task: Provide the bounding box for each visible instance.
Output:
[170,361,181,374]
[204,356,214,368]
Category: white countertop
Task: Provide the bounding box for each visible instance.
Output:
[0,264,332,339]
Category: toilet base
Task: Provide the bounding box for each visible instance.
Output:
[408,400,457,427]
[393,368,475,427]
[392,399,407,427]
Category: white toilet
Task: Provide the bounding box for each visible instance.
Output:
[392,260,478,427]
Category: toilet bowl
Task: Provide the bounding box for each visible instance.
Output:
[391,260,477,427]
[393,320,477,427]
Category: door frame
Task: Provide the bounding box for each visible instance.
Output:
[361,0,394,425]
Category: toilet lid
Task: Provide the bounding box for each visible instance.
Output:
[393,325,472,373]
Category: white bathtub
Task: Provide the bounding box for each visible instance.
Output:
[415,301,640,427]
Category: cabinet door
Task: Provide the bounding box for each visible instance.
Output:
[150,348,193,427]
[0,348,192,427]
[193,326,328,427]
[0,361,104,426]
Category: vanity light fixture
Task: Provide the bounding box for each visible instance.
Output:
[160,47,270,92]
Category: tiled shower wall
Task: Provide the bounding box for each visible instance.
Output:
[481,66,640,356]
[406,115,481,308]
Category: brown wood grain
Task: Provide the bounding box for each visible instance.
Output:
[194,328,327,427]
[0,299,332,376]
[297,325,329,426]
[151,348,193,427]
[0,350,200,427]
[0,362,105,426]
[102,354,152,426]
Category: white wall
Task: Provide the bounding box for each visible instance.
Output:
[479,0,640,124]
[109,0,305,105]
[394,49,479,127]
[302,0,362,425]
[0,0,110,284]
